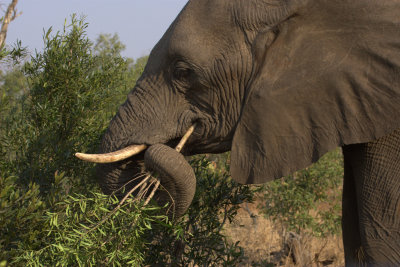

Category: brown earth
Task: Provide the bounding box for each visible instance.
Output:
[224,198,345,267]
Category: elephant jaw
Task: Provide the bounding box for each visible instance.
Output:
[75,125,197,217]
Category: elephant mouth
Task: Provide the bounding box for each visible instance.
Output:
[76,125,198,218]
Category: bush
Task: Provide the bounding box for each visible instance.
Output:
[11,173,162,266]
[0,15,254,266]
[1,159,252,266]
[18,15,135,186]
[144,156,253,266]
[260,149,343,237]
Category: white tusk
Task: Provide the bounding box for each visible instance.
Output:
[75,144,148,163]
[175,124,196,153]
[75,124,196,163]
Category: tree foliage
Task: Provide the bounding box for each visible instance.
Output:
[260,150,343,237]
[0,15,254,266]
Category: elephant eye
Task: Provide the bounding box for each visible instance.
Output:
[173,66,191,81]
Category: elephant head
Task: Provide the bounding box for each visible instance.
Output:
[78,0,400,217]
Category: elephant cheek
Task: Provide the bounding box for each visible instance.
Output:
[144,144,196,218]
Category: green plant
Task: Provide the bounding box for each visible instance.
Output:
[0,14,150,265]
[0,15,255,266]
[0,15,138,187]
[1,158,253,266]
[0,171,166,266]
[143,156,253,266]
[260,149,343,237]
[0,39,28,63]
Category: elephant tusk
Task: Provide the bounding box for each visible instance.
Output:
[75,144,148,163]
[175,123,196,153]
[75,124,196,163]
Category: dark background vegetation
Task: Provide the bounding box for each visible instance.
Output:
[0,16,343,266]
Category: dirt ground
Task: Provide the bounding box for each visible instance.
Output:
[224,198,345,267]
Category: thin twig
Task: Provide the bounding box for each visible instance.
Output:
[85,173,151,234]
[135,180,150,200]
[137,178,156,201]
[111,172,148,196]
[133,185,147,201]
[144,179,161,206]
[158,184,176,215]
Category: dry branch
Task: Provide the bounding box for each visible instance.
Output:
[0,0,21,49]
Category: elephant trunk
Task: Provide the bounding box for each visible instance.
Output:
[144,144,196,217]
[95,90,150,195]
[94,144,196,218]
[93,117,197,217]
[96,81,163,192]
[83,75,197,217]
[94,145,196,218]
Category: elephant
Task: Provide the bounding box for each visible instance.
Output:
[76,0,400,266]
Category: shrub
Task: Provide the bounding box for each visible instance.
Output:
[1,159,252,266]
[0,14,148,264]
[0,15,254,266]
[144,156,253,266]
[17,15,134,187]
[260,149,343,237]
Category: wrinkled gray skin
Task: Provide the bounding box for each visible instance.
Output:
[97,0,400,266]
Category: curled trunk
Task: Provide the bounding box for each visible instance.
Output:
[94,78,197,217]
[95,144,196,218]
[144,144,196,218]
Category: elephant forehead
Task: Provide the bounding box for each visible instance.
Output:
[167,0,237,58]
[180,0,231,26]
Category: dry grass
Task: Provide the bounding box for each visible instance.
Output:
[224,197,345,267]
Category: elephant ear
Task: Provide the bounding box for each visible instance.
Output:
[231,0,400,184]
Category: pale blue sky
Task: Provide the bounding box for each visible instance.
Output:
[6,0,188,60]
